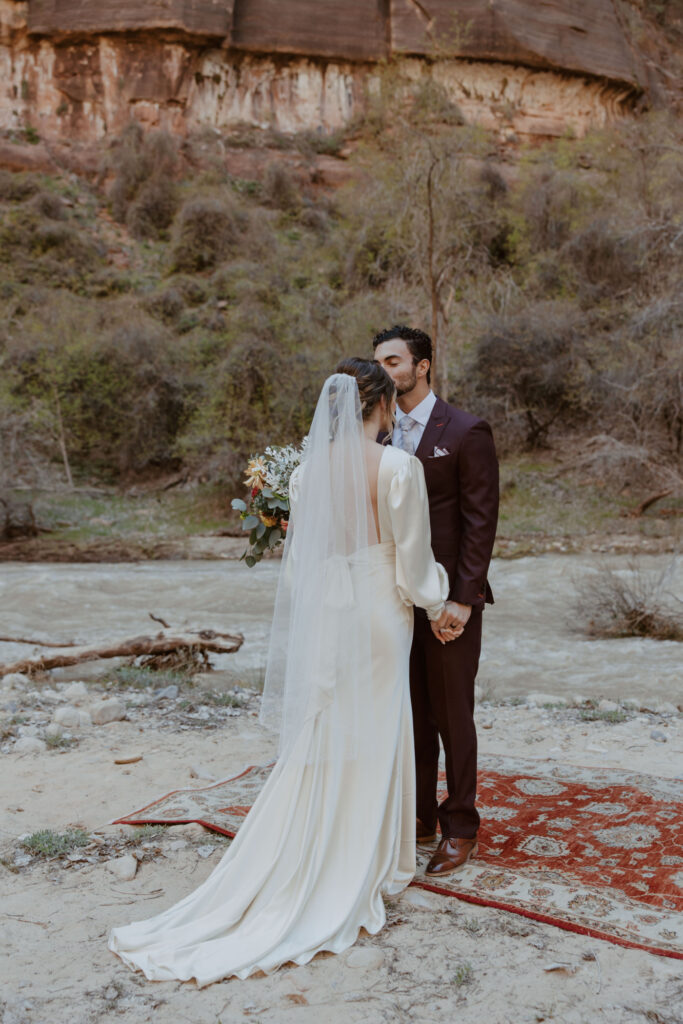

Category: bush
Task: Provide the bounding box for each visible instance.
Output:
[170,197,246,272]
[106,122,179,238]
[575,559,683,641]
[470,304,588,448]
[262,161,302,213]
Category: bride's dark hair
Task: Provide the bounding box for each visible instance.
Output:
[335,358,395,421]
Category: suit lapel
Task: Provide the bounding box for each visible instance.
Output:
[415,397,451,463]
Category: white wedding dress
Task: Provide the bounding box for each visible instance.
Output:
[109,419,447,985]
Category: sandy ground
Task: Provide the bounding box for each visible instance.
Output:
[1,674,682,1024]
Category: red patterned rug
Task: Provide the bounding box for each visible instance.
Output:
[113,754,682,960]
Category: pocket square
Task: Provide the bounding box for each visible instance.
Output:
[432,446,450,457]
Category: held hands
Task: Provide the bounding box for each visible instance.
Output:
[431,601,472,645]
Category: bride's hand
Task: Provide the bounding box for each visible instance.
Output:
[430,619,464,645]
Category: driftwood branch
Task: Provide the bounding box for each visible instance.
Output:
[0,629,243,676]
[0,635,79,647]
[627,489,673,518]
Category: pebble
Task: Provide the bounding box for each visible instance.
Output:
[169,839,188,851]
[189,764,216,781]
[45,722,64,739]
[91,699,127,725]
[655,701,678,716]
[621,698,640,711]
[598,699,620,712]
[54,705,84,728]
[155,685,179,700]
[106,854,138,881]
[174,822,209,837]
[0,673,30,691]
[40,688,62,703]
[345,947,384,969]
[196,845,216,859]
[17,724,39,738]
[62,681,89,705]
[526,693,566,707]
[650,730,667,743]
[14,737,47,754]
[568,694,589,707]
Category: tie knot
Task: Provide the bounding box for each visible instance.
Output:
[401,415,417,430]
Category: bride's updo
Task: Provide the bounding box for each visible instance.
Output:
[335,358,395,421]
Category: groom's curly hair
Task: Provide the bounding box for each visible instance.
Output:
[372,325,432,385]
[335,358,395,421]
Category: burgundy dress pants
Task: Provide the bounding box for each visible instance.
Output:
[409,606,483,840]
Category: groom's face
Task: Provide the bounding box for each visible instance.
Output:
[374,340,418,397]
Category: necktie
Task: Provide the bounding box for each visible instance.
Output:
[397,415,418,456]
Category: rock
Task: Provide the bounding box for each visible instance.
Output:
[1,673,30,691]
[54,705,82,728]
[568,694,589,707]
[526,693,566,708]
[598,699,620,713]
[650,730,667,743]
[106,854,138,881]
[17,724,39,738]
[639,699,659,713]
[91,699,127,725]
[62,681,89,705]
[189,764,216,781]
[39,687,62,703]
[169,839,188,851]
[196,845,216,859]
[655,701,678,716]
[45,722,64,739]
[14,737,46,754]
[174,822,209,837]
[154,685,179,701]
[621,698,640,711]
[103,986,119,1002]
[345,947,384,969]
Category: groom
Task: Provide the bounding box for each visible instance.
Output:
[373,325,499,876]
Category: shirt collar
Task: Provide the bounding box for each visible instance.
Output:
[396,390,436,426]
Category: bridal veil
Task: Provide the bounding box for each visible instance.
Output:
[260,372,379,763]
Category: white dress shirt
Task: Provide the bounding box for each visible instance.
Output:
[392,390,437,455]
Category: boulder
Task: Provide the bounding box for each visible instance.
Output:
[106,854,138,881]
[62,681,90,705]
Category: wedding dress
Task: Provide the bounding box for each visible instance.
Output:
[109,375,448,986]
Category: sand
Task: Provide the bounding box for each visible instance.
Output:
[1,673,682,1024]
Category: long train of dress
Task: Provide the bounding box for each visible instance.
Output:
[108,447,447,985]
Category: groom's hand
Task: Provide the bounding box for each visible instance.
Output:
[444,601,471,631]
[431,601,470,644]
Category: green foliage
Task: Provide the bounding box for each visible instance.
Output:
[0,105,680,494]
[22,829,90,858]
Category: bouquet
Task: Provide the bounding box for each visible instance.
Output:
[231,442,305,566]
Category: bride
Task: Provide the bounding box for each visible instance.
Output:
[109,358,459,985]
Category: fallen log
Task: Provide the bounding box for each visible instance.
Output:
[0,629,243,676]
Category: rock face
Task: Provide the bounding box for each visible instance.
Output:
[0,0,660,147]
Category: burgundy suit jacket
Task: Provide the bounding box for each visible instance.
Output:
[384,397,499,609]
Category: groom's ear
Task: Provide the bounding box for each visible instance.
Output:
[416,358,430,379]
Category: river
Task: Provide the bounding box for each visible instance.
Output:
[0,554,680,703]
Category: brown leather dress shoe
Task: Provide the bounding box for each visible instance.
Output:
[425,836,478,876]
[416,818,437,844]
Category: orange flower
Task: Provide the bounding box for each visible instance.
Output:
[259,513,278,527]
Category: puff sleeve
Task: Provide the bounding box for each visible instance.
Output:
[387,455,449,621]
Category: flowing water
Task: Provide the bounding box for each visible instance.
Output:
[0,555,680,703]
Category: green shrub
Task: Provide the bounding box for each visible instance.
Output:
[170,197,247,272]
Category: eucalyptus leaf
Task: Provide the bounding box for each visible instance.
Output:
[261,487,274,498]
[268,529,282,549]
[245,555,257,568]
[256,521,266,539]
[242,515,259,530]
[231,498,247,512]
